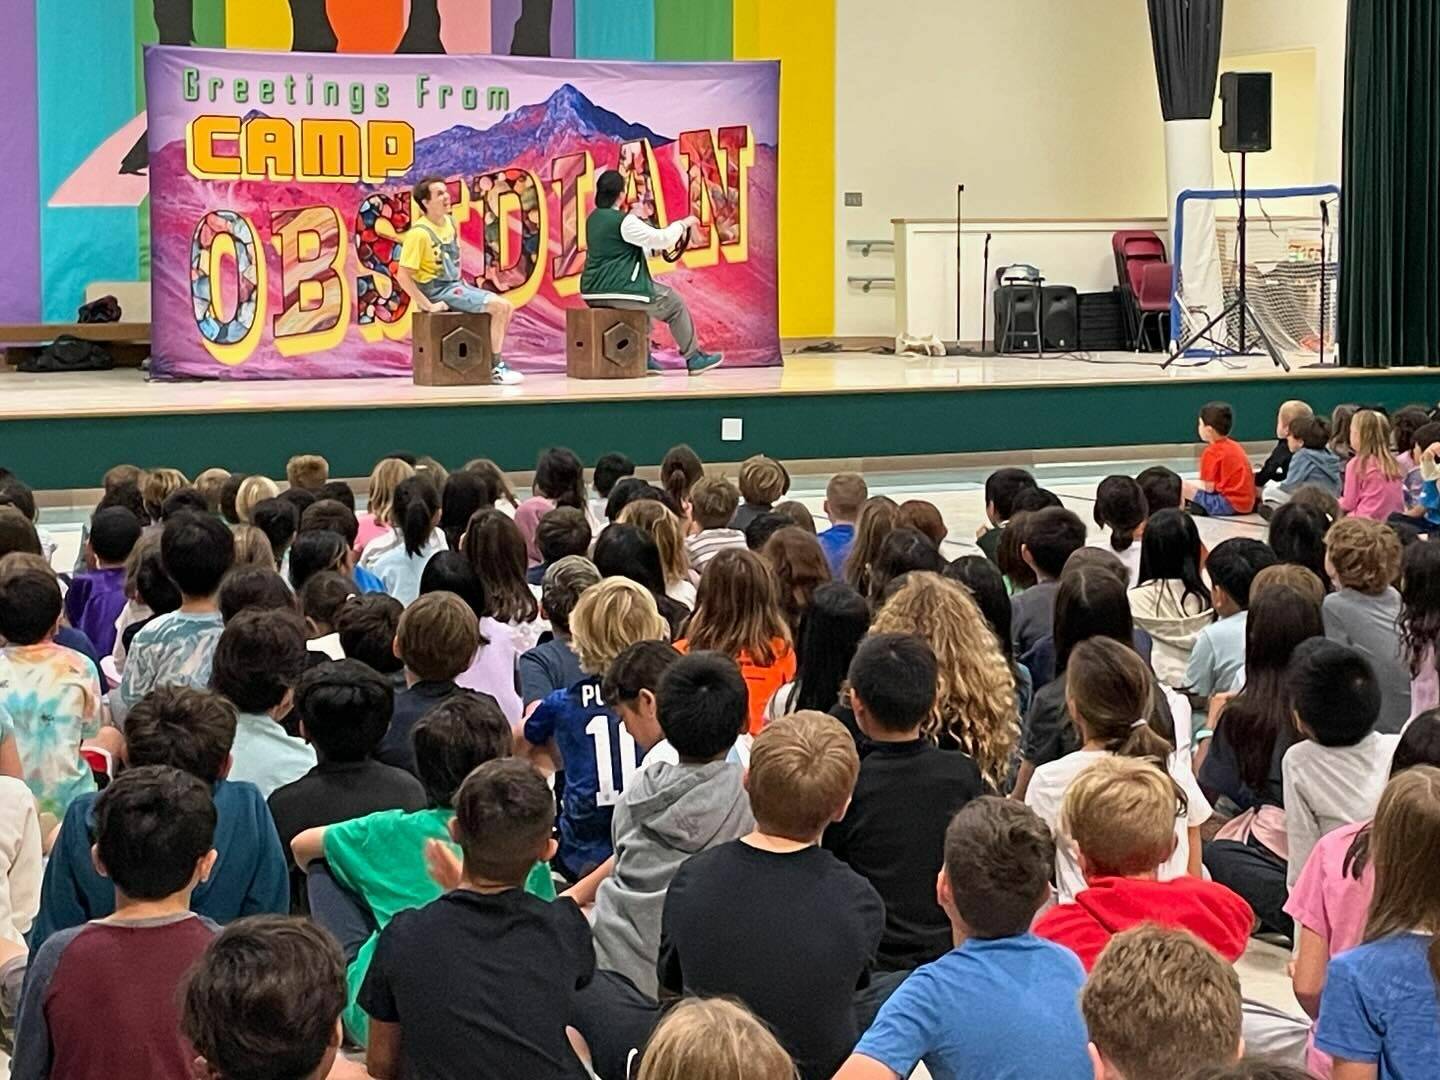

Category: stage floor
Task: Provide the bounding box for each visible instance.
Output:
[0,348,1400,420]
[3,348,1435,492]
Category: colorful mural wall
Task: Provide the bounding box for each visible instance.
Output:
[0,0,833,337]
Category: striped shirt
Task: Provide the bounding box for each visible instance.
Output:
[685,529,747,573]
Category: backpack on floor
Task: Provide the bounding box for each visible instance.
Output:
[17,335,115,373]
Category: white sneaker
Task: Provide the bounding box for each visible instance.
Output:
[491,360,525,385]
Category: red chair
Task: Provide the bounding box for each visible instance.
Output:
[1134,261,1173,351]
[1112,231,1170,350]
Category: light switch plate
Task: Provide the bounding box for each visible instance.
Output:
[844,192,863,207]
[721,417,743,441]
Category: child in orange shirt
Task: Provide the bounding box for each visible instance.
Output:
[675,548,795,733]
[1183,402,1257,516]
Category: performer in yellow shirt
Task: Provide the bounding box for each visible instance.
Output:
[396,176,523,385]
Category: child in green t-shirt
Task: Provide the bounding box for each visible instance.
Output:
[292,695,555,1043]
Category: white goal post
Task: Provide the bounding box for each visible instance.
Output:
[1171,183,1341,365]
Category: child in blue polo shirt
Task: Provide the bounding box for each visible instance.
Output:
[523,578,668,879]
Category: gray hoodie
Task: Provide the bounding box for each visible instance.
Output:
[590,760,754,994]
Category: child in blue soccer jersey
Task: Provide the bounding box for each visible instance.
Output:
[523,579,668,879]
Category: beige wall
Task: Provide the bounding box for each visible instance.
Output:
[834,0,1168,335]
[834,0,1347,337]
[1221,0,1346,184]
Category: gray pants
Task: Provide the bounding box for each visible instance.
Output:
[591,282,700,359]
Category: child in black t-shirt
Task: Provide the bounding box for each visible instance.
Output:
[823,633,985,1007]
[359,759,593,1080]
[658,711,883,1080]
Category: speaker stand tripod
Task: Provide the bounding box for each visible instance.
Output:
[1163,151,1289,373]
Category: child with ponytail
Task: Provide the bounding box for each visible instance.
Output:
[367,476,444,606]
[1315,764,1440,1080]
[1024,636,1212,902]
[1089,475,1147,587]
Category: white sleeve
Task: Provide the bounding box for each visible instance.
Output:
[621,213,685,255]
[1283,748,1319,892]
[8,796,41,938]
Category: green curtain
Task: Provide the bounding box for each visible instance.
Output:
[1341,0,1440,367]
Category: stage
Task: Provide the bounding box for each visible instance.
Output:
[3,350,1436,491]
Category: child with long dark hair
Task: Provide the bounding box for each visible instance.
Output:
[1090,476,1147,587]
[1269,501,1334,593]
[461,509,546,651]
[1286,712,1440,1076]
[1315,765,1440,1079]
[1024,636,1209,902]
[1128,508,1214,687]
[366,476,444,606]
[1399,539,1440,721]
[764,581,870,723]
[515,447,587,567]
[1199,582,1324,938]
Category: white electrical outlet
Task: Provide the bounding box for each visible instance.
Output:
[721,418,743,441]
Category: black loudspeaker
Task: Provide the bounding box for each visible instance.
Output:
[1220,71,1272,153]
[994,285,1038,353]
[1041,285,1078,350]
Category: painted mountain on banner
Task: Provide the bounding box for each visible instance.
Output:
[407,83,672,178]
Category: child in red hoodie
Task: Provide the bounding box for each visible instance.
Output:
[1034,755,1254,970]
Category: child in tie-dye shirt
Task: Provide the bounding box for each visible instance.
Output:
[0,556,103,818]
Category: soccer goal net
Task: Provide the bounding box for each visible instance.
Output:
[1171,184,1340,365]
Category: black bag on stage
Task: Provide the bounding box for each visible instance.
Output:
[17,335,115,373]
[77,295,122,323]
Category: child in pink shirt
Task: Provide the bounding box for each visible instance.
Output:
[1337,410,1404,521]
[1285,710,1440,1076]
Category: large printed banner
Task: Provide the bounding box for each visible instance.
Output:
[144,46,779,380]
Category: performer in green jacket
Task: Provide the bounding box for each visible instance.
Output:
[579,170,723,375]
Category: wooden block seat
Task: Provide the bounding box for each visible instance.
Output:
[566,308,649,380]
[411,310,494,386]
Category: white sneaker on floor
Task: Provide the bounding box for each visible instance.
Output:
[491,360,525,385]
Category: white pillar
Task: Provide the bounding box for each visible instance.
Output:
[1164,118,1224,348]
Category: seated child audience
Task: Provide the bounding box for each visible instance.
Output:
[14,767,221,1080]
[418,552,523,724]
[1128,508,1214,686]
[520,556,600,709]
[1285,711,1440,1075]
[286,528,350,593]
[1034,755,1252,969]
[590,451,635,528]
[943,555,1036,717]
[300,570,354,660]
[251,497,299,568]
[1400,540,1440,719]
[619,498,699,607]
[660,711,882,1080]
[865,527,947,605]
[355,458,414,550]
[1199,582,1324,939]
[293,698,554,1045]
[211,609,316,798]
[843,496,898,598]
[1255,399,1313,488]
[181,915,351,1080]
[218,566,296,623]
[1183,401,1257,516]
[1269,500,1334,592]
[461,509,549,652]
[0,555,103,819]
[825,633,985,986]
[527,507,592,586]
[286,453,330,492]
[335,592,406,687]
[1266,415,1341,508]
[439,471,493,552]
[32,686,287,951]
[516,447,589,566]
[1011,506,1089,657]
[1282,638,1401,892]
[1025,637,1209,902]
[1338,409,1405,522]
[676,547,796,733]
[1082,926,1244,1080]
[1137,464,1184,514]
[366,476,445,606]
[1323,516,1411,731]
[819,471,868,576]
[584,651,754,995]
[525,577,668,879]
[1314,765,1440,1080]
[594,522,690,638]
[269,660,427,910]
[1402,420,1440,529]
[836,797,1089,1080]
[229,523,276,571]
[119,511,236,711]
[896,498,947,548]
[775,499,817,533]
[0,768,39,952]
[374,592,483,774]
[1185,538,1277,705]
[732,454,789,532]
[685,475,746,572]
[357,759,588,1079]
[634,998,796,1080]
[65,505,142,657]
[764,578,869,724]
[977,466,1036,563]
[1090,475,1147,587]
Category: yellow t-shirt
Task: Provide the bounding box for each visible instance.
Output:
[398,217,455,285]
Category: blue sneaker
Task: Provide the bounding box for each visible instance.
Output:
[647,354,663,374]
[490,359,524,385]
[686,351,723,375]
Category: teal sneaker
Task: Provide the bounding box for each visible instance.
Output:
[647,354,663,374]
[686,351,723,375]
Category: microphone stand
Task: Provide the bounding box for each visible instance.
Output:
[946,183,995,356]
[1304,199,1335,368]
[980,232,993,350]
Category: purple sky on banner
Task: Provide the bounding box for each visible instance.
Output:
[0,2,40,322]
